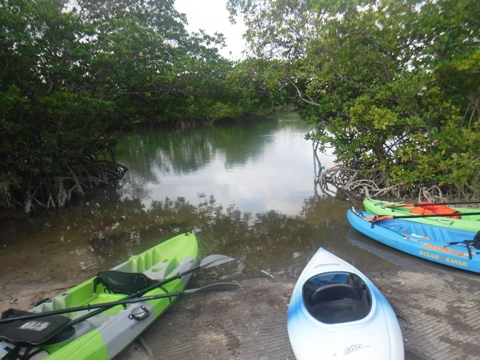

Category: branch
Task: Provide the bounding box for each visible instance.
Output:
[288,79,320,106]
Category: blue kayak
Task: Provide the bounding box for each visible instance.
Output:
[347,208,480,273]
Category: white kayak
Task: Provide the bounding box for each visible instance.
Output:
[287,248,404,360]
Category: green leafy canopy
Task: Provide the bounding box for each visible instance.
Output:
[228,0,480,196]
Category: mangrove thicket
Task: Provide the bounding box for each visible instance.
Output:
[228,0,480,201]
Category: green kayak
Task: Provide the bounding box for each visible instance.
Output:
[0,232,198,359]
[364,199,480,232]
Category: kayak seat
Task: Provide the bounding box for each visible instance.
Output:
[93,271,158,295]
[308,284,371,324]
[0,310,73,347]
[93,260,176,295]
[310,284,360,304]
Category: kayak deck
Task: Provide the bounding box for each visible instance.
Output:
[348,209,480,273]
[0,232,198,360]
[35,258,180,316]
[364,199,480,232]
[287,247,404,360]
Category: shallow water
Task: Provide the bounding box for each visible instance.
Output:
[0,113,398,313]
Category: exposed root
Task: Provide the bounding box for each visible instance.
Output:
[315,165,479,204]
[22,161,128,213]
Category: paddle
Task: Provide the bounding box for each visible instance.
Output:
[0,283,240,324]
[66,254,234,326]
[381,201,480,208]
[135,254,234,295]
[1,254,234,327]
[365,212,480,221]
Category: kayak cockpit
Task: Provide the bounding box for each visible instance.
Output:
[303,272,372,324]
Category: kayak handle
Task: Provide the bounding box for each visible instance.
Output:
[435,218,454,225]
[129,306,150,321]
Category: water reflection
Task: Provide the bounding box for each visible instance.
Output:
[0,193,394,290]
[0,114,399,314]
[115,113,337,215]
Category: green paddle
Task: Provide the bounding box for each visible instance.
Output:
[0,283,240,324]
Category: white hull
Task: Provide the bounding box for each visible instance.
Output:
[287,248,404,359]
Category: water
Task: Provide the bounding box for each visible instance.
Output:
[0,112,400,313]
[115,112,336,215]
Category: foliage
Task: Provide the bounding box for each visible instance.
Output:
[0,0,276,212]
[228,0,480,197]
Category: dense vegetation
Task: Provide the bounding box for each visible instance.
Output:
[2,0,479,213]
[228,0,480,201]
[0,0,278,212]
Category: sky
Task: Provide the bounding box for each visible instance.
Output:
[174,0,247,60]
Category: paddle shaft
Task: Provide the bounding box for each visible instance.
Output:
[0,292,186,324]
[0,283,240,324]
[391,211,480,219]
[68,254,234,326]
[385,201,480,207]
[0,254,233,325]
[367,212,480,221]
[68,263,204,326]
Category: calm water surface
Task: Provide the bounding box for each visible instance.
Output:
[0,113,400,311]
[115,112,336,215]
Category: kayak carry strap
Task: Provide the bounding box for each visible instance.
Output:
[93,270,159,295]
[445,231,480,259]
[2,343,30,360]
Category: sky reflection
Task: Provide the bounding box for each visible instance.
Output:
[116,114,336,215]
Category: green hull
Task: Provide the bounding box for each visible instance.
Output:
[363,199,480,232]
[1,232,198,359]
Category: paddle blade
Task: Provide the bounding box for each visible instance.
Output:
[198,254,234,269]
[185,283,241,294]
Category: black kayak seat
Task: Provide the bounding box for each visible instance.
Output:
[94,259,177,294]
[93,271,158,295]
[0,310,73,359]
[310,284,360,305]
[307,283,371,324]
[0,312,72,347]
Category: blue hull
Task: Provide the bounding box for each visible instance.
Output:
[347,209,480,273]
